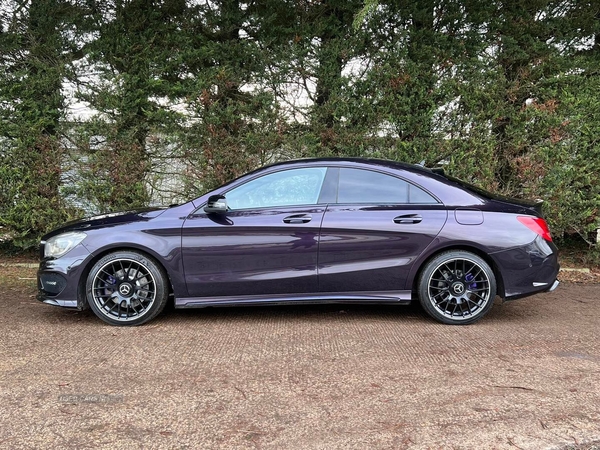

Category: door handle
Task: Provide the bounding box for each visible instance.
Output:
[283,214,312,224]
[393,214,422,224]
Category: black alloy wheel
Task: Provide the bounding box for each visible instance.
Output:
[86,251,169,326]
[418,250,497,325]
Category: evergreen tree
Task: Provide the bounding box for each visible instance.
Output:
[174,0,285,194]
[0,0,79,248]
[71,0,188,212]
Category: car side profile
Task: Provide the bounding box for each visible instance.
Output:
[37,158,559,326]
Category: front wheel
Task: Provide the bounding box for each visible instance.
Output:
[418,251,497,325]
[86,251,169,326]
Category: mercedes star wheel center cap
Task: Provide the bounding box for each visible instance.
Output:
[119,284,133,296]
[452,283,465,295]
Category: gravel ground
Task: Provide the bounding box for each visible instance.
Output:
[0,264,599,449]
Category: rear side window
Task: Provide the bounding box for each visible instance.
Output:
[337,168,437,204]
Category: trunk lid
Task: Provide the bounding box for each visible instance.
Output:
[440,172,545,217]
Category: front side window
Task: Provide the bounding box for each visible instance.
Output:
[226,167,327,210]
[337,168,437,204]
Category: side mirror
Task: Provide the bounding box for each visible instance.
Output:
[204,195,228,214]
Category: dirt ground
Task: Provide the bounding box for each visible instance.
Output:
[0,262,599,449]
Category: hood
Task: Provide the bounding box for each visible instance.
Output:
[42,207,167,240]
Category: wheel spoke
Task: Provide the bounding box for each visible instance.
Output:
[466,297,478,307]
[470,267,483,280]
[106,300,118,313]
[134,273,150,282]
[442,263,454,276]
[136,288,154,295]
[450,302,458,316]
[435,298,448,306]
[430,277,449,283]
[94,285,117,291]
[131,301,142,315]
[468,287,489,293]
[99,269,115,279]
[430,290,447,299]
[110,262,119,279]
[470,291,487,301]
[458,300,467,316]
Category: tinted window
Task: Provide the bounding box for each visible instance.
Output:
[226,167,327,210]
[337,168,437,204]
[409,184,438,204]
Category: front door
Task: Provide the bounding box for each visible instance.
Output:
[182,167,327,298]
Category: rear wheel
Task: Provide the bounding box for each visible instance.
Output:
[418,250,496,325]
[86,251,169,326]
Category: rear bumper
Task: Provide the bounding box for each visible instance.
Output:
[491,236,560,301]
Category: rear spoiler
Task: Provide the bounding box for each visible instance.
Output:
[513,198,544,216]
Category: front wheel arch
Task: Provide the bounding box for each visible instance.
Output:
[85,250,170,325]
[78,246,175,310]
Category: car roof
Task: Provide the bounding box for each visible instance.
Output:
[262,157,439,177]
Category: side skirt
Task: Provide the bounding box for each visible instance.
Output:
[175,290,413,309]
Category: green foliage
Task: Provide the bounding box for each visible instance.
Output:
[0,136,79,248]
[172,0,289,196]
[0,0,81,249]
[0,0,599,250]
[69,0,188,212]
[535,72,600,239]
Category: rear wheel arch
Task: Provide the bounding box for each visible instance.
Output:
[411,245,505,299]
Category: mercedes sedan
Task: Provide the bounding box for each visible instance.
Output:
[38,158,559,326]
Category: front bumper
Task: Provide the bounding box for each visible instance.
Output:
[37,296,79,308]
[37,244,91,310]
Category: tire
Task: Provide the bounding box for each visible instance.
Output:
[418,250,497,325]
[86,251,169,326]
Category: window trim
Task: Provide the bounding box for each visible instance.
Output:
[317,167,339,204]
[334,167,441,205]
[191,164,442,215]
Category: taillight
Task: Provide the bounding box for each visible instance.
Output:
[517,216,552,241]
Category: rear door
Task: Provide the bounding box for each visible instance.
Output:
[318,167,447,293]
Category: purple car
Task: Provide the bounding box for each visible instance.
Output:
[37,158,559,326]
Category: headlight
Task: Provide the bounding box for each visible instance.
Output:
[44,231,87,258]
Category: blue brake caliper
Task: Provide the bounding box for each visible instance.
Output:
[465,273,477,290]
